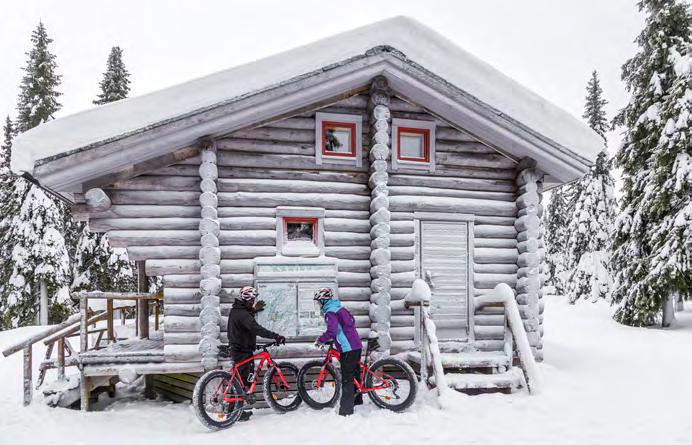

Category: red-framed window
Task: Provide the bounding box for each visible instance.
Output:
[397,127,430,162]
[283,217,318,244]
[321,121,357,158]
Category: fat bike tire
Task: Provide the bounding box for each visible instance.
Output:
[192,370,245,430]
[263,362,302,413]
[296,360,341,410]
[365,357,418,412]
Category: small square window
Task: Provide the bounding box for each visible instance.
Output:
[322,122,356,157]
[285,218,317,243]
[315,112,362,167]
[392,118,436,172]
[398,128,430,162]
[276,208,325,257]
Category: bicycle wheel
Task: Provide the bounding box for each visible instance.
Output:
[192,370,245,430]
[365,358,418,412]
[262,362,302,413]
[297,360,341,410]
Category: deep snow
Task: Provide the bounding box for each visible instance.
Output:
[1,295,691,445]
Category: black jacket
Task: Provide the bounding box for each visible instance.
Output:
[227,300,279,353]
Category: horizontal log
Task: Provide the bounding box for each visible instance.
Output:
[474,248,518,264]
[110,176,200,191]
[336,259,371,273]
[393,165,516,180]
[337,272,370,287]
[325,232,370,246]
[435,140,496,154]
[325,246,369,260]
[390,326,415,341]
[391,260,416,273]
[218,178,368,195]
[474,225,517,238]
[473,263,518,274]
[218,192,369,210]
[110,231,200,248]
[219,230,275,246]
[389,234,414,248]
[390,221,414,234]
[337,287,371,301]
[389,196,515,217]
[388,174,516,193]
[128,246,200,261]
[436,127,479,142]
[219,217,275,230]
[217,167,368,184]
[220,246,277,259]
[108,191,200,206]
[216,152,367,172]
[473,314,506,326]
[474,273,517,289]
[388,186,514,202]
[473,238,517,249]
[473,325,505,340]
[229,127,315,143]
[90,218,200,232]
[473,340,506,352]
[390,247,415,261]
[216,138,314,156]
[324,219,370,233]
[86,205,201,219]
[164,316,201,333]
[260,116,315,130]
[163,288,203,304]
[164,332,201,345]
[437,152,516,170]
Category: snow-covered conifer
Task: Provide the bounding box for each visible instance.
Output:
[611,0,691,326]
[0,182,71,328]
[544,185,574,294]
[583,71,609,140]
[93,46,131,105]
[72,224,135,293]
[15,22,62,133]
[0,116,13,171]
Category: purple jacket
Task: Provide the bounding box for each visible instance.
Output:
[317,298,362,353]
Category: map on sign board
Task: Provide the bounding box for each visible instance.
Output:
[256,282,298,337]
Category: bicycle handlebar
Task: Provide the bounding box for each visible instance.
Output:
[255,340,283,351]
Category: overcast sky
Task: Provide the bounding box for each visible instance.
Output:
[1,0,644,153]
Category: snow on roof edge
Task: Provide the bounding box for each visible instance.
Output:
[11,16,602,175]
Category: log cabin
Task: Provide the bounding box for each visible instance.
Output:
[10,16,601,404]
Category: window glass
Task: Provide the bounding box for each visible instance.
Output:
[324,126,352,154]
[400,132,426,159]
[286,221,315,242]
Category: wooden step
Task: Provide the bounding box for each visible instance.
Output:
[408,350,511,369]
[429,368,524,392]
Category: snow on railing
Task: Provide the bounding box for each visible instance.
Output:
[476,283,542,394]
[405,279,453,400]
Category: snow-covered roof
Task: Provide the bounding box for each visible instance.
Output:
[11,16,601,180]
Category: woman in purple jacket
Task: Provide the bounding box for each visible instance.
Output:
[313,288,363,416]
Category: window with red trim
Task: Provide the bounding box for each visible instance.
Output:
[283,217,318,244]
[397,127,430,162]
[321,121,356,158]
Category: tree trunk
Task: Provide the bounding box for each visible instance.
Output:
[675,294,684,312]
[662,295,675,328]
[39,280,48,326]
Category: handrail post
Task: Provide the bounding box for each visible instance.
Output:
[106,299,114,343]
[80,294,88,353]
[23,347,32,406]
[57,338,65,381]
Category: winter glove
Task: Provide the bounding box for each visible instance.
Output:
[253,300,266,313]
[276,335,286,345]
[313,340,325,350]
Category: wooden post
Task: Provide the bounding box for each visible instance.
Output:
[80,371,90,411]
[121,308,126,326]
[144,375,155,399]
[136,261,149,339]
[106,299,114,343]
[80,295,88,353]
[154,302,160,331]
[39,279,49,326]
[23,347,32,406]
[57,338,65,381]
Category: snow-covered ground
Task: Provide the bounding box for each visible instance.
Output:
[1,296,691,445]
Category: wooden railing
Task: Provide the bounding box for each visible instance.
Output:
[1,291,161,407]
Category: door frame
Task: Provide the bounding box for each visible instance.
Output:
[413,212,475,344]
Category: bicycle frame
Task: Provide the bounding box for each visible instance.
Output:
[212,347,290,404]
[316,345,394,394]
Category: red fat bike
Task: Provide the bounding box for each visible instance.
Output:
[297,339,417,412]
[192,341,301,430]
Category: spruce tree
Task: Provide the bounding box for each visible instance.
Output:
[565,151,618,302]
[93,46,131,105]
[565,72,618,303]
[15,22,62,133]
[1,116,13,171]
[544,185,574,294]
[0,22,72,328]
[611,0,691,326]
[583,71,609,140]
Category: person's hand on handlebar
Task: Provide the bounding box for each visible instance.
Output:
[275,335,286,345]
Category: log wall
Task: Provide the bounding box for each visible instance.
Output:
[80,90,547,363]
[386,95,519,353]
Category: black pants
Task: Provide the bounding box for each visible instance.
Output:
[339,349,362,416]
[231,350,255,388]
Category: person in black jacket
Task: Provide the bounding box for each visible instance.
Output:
[227,286,285,421]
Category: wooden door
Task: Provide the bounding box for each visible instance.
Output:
[419,220,471,341]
